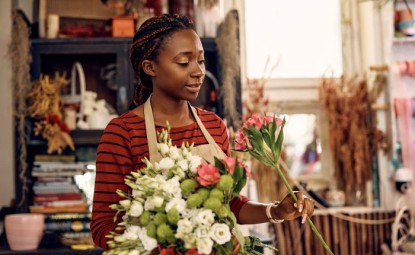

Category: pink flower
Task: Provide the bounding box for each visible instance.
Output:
[243,113,264,130]
[263,116,283,127]
[196,162,220,187]
[235,128,250,151]
[222,156,236,174]
[185,249,201,255]
[238,159,252,177]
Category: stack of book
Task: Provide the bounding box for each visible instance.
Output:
[44,213,94,247]
[30,155,88,214]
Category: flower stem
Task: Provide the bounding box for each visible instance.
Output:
[272,163,334,255]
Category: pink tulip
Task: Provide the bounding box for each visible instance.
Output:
[196,162,221,187]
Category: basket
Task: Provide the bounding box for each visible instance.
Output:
[62,62,86,121]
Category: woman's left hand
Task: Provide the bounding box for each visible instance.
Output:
[272,191,315,224]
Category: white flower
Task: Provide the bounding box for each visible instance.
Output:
[132,189,145,199]
[176,218,194,236]
[121,226,139,240]
[114,235,126,242]
[189,155,202,173]
[144,195,164,210]
[194,209,215,226]
[195,225,210,238]
[165,197,187,213]
[129,201,143,217]
[128,250,139,255]
[177,159,189,172]
[181,208,199,219]
[181,146,190,159]
[171,167,186,180]
[158,157,175,170]
[169,146,180,160]
[119,199,131,207]
[137,227,158,251]
[209,223,231,244]
[163,176,181,198]
[158,143,170,156]
[197,237,213,255]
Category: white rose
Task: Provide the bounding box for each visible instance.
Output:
[129,201,143,217]
[165,197,187,213]
[177,159,189,172]
[189,155,202,173]
[158,143,170,156]
[209,223,231,244]
[194,209,215,226]
[182,208,199,219]
[119,199,131,207]
[158,157,175,170]
[197,237,213,255]
[182,234,197,249]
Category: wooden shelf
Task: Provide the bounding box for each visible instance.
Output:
[28,130,104,147]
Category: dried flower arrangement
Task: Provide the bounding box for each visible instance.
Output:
[28,73,75,154]
[319,75,387,205]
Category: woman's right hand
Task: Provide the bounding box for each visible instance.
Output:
[272,191,315,224]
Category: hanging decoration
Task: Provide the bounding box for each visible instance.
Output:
[215,10,241,129]
[9,10,32,207]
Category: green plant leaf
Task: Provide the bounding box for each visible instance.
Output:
[214,157,227,174]
[273,118,286,162]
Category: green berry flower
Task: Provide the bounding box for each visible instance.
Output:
[197,187,210,200]
[203,197,222,212]
[216,205,230,218]
[180,179,197,196]
[209,188,224,202]
[139,211,152,226]
[186,193,203,208]
[146,222,157,238]
[167,208,180,225]
[216,174,234,191]
[153,212,167,226]
[157,223,174,240]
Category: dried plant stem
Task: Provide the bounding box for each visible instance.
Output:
[272,162,334,255]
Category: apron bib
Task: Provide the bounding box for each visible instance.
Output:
[144,96,227,163]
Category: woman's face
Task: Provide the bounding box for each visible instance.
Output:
[150,29,205,102]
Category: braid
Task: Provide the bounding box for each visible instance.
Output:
[129,14,195,108]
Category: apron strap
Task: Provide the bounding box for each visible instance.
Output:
[144,95,227,162]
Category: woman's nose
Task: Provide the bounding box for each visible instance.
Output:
[191,63,205,78]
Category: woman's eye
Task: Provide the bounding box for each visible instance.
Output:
[198,59,205,65]
[178,62,189,66]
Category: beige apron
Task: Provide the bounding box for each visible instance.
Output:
[144,96,227,163]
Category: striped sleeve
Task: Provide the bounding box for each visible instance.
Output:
[91,117,134,249]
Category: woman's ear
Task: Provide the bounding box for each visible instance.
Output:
[142,60,156,77]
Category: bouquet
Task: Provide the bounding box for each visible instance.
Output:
[104,125,276,255]
[235,113,334,255]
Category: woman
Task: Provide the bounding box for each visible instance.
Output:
[91,13,315,250]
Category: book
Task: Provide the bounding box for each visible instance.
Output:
[34,193,83,203]
[34,154,76,162]
[29,204,88,214]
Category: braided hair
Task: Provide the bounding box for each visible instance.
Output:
[129,14,195,108]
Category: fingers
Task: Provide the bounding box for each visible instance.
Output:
[300,196,315,224]
[294,191,304,213]
[232,235,241,255]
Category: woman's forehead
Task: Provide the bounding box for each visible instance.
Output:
[161,30,204,56]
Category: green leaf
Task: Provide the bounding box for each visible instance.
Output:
[214,157,227,174]
[270,114,277,142]
[262,130,273,150]
[228,213,246,253]
[273,118,286,162]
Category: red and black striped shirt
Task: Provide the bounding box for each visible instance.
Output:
[91,108,249,249]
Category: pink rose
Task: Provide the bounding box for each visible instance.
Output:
[263,116,283,127]
[222,156,236,174]
[196,162,220,187]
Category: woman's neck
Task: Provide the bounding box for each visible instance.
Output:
[150,95,195,127]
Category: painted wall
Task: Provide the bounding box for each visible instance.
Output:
[0,0,14,208]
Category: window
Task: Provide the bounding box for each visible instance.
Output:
[243,0,342,187]
[244,0,343,80]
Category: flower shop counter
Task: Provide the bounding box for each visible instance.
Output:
[273,207,394,255]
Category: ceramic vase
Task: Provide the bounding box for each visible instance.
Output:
[5,213,45,251]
